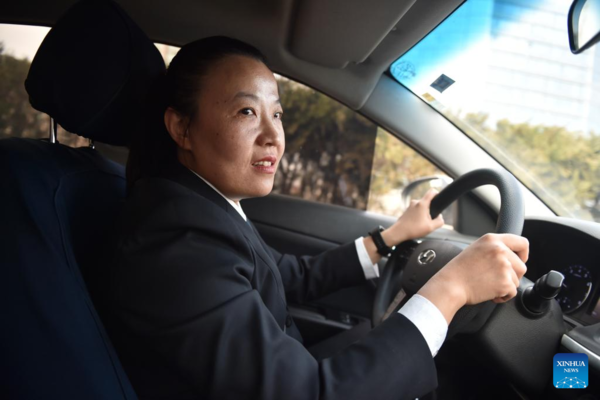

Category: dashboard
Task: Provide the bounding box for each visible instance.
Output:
[522,217,600,327]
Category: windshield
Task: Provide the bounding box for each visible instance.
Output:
[391,0,600,223]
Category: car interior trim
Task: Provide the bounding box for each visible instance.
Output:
[289,0,417,68]
[561,334,600,371]
[0,0,463,110]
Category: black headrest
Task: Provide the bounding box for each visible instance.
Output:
[25,0,166,146]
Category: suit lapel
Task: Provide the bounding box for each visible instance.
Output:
[160,161,284,287]
[247,221,275,261]
[160,161,230,215]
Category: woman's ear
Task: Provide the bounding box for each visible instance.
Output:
[164,107,192,151]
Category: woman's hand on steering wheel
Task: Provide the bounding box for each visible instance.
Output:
[365,189,445,265]
[388,188,445,244]
[418,233,529,325]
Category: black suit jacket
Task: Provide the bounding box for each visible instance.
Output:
[107,162,437,400]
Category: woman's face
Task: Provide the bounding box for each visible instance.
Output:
[179,55,284,201]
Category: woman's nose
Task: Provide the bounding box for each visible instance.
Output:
[259,117,283,146]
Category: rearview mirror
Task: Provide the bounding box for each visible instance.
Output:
[569,0,600,54]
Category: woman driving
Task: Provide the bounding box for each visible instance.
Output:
[108,36,528,400]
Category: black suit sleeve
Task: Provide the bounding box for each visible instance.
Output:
[268,242,367,304]
[113,194,437,400]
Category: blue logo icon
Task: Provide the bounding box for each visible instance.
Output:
[554,353,588,389]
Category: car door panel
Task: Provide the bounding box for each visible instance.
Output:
[244,194,397,246]
[244,193,484,347]
[244,194,387,345]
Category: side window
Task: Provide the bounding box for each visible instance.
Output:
[274,76,377,209]
[368,128,449,218]
[274,76,452,223]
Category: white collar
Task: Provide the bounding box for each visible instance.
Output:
[187,168,248,222]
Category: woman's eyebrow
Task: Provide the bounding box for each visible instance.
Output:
[233,91,281,105]
[233,91,258,101]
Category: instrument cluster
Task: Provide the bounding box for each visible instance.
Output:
[522,218,600,326]
[555,264,593,314]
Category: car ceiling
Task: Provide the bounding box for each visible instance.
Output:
[0,0,463,109]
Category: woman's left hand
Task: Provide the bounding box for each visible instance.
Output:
[383,188,445,247]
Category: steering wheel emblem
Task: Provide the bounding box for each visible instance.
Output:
[418,249,436,265]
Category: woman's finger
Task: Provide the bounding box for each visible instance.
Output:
[503,245,528,280]
[421,188,439,204]
[497,234,529,263]
[433,213,444,227]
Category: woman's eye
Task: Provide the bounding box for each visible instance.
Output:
[274,112,283,120]
[240,108,255,116]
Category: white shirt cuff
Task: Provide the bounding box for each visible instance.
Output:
[354,237,379,280]
[398,294,448,357]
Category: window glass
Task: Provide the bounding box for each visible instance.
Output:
[155,43,179,66]
[368,128,448,218]
[274,76,450,222]
[273,76,377,209]
[390,0,600,223]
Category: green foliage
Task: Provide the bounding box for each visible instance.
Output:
[369,128,442,196]
[274,76,450,216]
[0,44,46,140]
[458,112,600,222]
[368,128,445,216]
[274,76,600,222]
[274,77,378,209]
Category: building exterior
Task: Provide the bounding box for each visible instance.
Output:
[393,0,600,135]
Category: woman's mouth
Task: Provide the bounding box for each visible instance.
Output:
[252,161,273,167]
[252,156,277,173]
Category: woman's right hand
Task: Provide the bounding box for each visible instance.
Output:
[417,233,529,325]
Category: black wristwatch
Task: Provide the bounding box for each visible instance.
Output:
[368,226,394,256]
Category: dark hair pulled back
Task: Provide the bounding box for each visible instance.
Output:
[126,36,267,189]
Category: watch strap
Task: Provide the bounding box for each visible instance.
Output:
[368,226,394,256]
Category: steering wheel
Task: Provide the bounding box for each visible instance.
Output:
[373,168,524,327]
[372,168,566,396]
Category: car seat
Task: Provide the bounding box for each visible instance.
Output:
[0,0,165,398]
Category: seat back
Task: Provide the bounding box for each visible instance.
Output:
[0,0,165,398]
